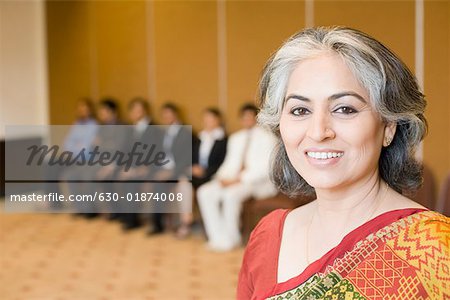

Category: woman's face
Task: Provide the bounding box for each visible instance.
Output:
[280,53,391,192]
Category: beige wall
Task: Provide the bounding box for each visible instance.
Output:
[0,0,48,138]
[423,0,450,192]
[46,0,450,191]
[46,1,93,125]
[226,1,305,131]
[153,1,219,128]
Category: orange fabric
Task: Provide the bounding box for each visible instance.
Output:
[237,209,289,300]
[237,208,438,300]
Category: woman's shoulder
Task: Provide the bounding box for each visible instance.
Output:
[383,210,450,292]
[243,209,290,266]
[239,209,290,296]
[381,209,449,260]
[244,204,315,264]
[407,210,450,236]
[248,209,290,245]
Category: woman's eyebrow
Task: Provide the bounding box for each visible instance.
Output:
[284,94,310,102]
[285,91,367,103]
[329,91,367,103]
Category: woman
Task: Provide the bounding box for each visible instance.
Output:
[176,107,227,238]
[237,27,449,300]
[192,107,227,188]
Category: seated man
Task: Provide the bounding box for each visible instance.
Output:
[118,97,163,230]
[70,98,124,218]
[148,103,192,235]
[197,103,277,251]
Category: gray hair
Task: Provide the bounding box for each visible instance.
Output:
[258,26,427,197]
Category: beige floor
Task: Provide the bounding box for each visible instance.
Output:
[0,210,244,300]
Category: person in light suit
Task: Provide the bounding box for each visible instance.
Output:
[197,103,278,251]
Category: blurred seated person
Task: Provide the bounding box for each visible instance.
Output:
[197,103,277,251]
[118,97,163,230]
[192,108,227,188]
[56,98,98,209]
[176,107,227,238]
[82,98,126,218]
[149,103,192,235]
[62,98,98,153]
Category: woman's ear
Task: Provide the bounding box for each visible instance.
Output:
[383,122,397,147]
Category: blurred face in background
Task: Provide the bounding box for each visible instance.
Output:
[128,102,147,124]
[98,106,116,124]
[240,110,257,129]
[76,101,92,120]
[161,108,178,125]
[203,111,221,131]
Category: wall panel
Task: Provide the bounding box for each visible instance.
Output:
[315,0,415,70]
[93,0,149,119]
[226,0,305,131]
[424,0,450,191]
[1,0,48,135]
[47,1,92,125]
[153,1,218,131]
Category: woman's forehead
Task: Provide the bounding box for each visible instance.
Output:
[285,54,370,102]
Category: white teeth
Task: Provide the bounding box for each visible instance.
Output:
[306,152,343,160]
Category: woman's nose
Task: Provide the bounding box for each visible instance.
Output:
[306,111,335,142]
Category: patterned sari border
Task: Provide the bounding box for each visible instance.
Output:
[266,209,441,300]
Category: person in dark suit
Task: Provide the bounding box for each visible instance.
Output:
[191,108,227,188]
[117,97,164,230]
[149,103,192,235]
[80,98,125,218]
[175,107,228,238]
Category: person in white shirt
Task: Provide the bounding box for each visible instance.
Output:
[197,103,278,251]
[176,108,227,239]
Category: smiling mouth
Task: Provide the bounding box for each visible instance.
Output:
[306,151,344,160]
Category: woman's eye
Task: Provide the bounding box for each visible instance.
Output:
[290,107,311,116]
[333,106,358,115]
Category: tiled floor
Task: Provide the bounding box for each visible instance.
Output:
[0,210,244,300]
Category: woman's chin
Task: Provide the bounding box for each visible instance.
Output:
[303,177,343,192]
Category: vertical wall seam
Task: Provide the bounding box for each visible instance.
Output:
[38,0,49,126]
[415,0,424,161]
[88,3,99,100]
[305,0,314,28]
[217,0,227,114]
[146,0,157,102]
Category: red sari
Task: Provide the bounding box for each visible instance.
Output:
[237,208,450,300]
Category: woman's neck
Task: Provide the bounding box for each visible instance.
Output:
[314,171,388,223]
